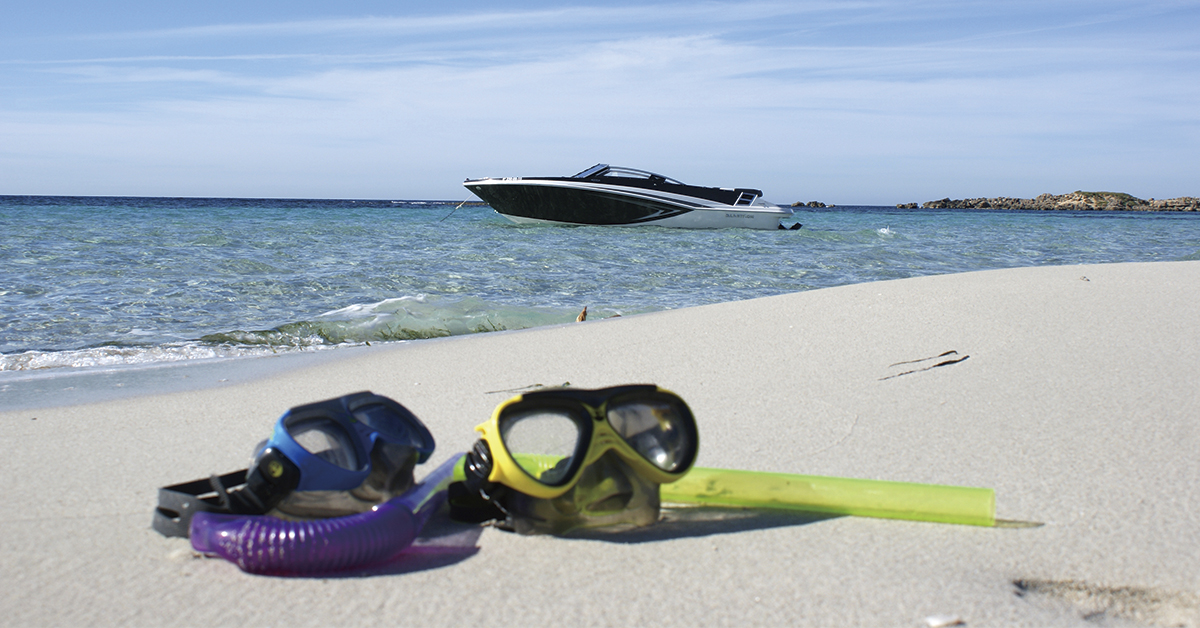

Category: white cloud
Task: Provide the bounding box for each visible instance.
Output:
[2,1,1198,202]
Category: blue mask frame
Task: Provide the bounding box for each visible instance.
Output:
[265,391,436,492]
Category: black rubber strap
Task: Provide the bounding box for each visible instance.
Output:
[152,469,252,538]
[447,481,507,524]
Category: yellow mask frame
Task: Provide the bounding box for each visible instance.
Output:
[472,385,699,499]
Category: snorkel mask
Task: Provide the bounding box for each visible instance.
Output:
[153,391,435,537]
[455,385,699,535]
[253,392,436,518]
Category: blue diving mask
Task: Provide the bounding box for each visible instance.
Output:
[259,391,435,491]
[153,391,436,537]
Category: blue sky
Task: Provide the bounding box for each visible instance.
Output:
[2,1,1197,204]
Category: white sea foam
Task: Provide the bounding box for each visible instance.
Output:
[0,343,332,372]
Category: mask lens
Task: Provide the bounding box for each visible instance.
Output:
[606,397,692,472]
[499,408,584,485]
[286,417,360,471]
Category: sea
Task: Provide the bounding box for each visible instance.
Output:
[3,195,1199,402]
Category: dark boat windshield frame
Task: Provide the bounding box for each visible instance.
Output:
[571,164,685,186]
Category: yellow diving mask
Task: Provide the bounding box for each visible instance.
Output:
[455,384,699,534]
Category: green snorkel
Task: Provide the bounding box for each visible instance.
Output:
[452,458,996,528]
[661,467,995,527]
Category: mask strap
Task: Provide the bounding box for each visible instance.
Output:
[152,469,250,538]
[207,474,233,510]
[152,448,302,538]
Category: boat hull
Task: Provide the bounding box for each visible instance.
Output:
[464,179,791,230]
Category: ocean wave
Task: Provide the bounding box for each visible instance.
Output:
[0,295,603,372]
[200,295,591,346]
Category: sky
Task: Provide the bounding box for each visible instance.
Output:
[2,1,1198,205]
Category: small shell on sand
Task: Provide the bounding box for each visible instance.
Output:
[924,615,964,628]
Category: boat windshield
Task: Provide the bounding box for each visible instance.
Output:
[571,164,684,185]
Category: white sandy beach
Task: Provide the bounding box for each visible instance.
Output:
[2,260,1198,627]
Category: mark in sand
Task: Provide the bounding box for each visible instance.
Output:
[485,382,572,395]
[881,350,969,381]
[1013,578,1200,626]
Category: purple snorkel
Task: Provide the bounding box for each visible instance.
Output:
[190,453,462,575]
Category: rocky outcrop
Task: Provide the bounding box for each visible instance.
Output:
[792,201,829,208]
[901,192,1198,211]
[1146,197,1200,211]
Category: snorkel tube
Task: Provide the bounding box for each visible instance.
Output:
[190,453,462,575]
[452,458,996,528]
[662,467,996,527]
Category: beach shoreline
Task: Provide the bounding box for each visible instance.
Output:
[0,343,377,413]
[3,261,1198,626]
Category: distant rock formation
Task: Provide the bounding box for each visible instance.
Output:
[791,201,830,208]
[898,192,1198,211]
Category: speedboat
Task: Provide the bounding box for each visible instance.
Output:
[463,164,795,229]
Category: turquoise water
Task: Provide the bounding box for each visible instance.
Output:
[3,195,1199,372]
